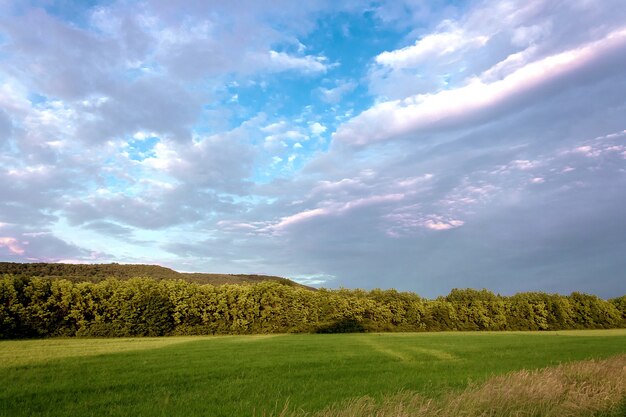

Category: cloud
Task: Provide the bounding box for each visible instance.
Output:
[0,108,12,146]
[73,77,203,144]
[309,122,327,136]
[0,237,24,255]
[0,0,624,298]
[338,28,626,146]
[81,221,135,239]
[159,34,328,79]
[0,222,97,262]
[211,120,626,294]
[63,184,240,230]
[423,218,464,231]
[375,23,489,68]
[318,80,357,104]
[267,51,328,73]
[143,132,255,192]
[366,0,626,99]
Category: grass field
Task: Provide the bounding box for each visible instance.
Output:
[1,330,625,417]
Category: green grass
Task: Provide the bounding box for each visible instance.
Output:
[1,330,625,417]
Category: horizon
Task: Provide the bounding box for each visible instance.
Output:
[1,260,624,299]
[0,0,625,298]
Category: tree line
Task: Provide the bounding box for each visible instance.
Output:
[0,275,624,338]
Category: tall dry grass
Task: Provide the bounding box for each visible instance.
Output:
[276,355,626,417]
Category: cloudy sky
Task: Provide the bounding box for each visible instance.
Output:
[1,0,625,297]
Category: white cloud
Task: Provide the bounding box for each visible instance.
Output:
[309,122,327,136]
[492,159,541,174]
[132,131,157,140]
[383,209,466,235]
[268,193,406,233]
[376,24,489,69]
[217,220,259,232]
[424,218,464,231]
[262,121,288,134]
[335,28,626,146]
[263,121,311,142]
[573,145,598,157]
[143,141,183,171]
[272,207,328,230]
[310,178,362,195]
[267,51,328,73]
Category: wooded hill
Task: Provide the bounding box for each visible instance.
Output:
[0,262,310,289]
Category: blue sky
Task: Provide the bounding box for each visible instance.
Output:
[0,0,625,297]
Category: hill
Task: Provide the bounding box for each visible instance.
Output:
[0,262,311,289]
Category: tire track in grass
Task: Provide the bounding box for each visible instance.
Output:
[359,336,460,364]
[359,336,415,363]
[405,346,460,362]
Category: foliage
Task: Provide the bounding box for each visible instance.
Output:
[0,262,308,288]
[609,295,626,320]
[0,274,624,339]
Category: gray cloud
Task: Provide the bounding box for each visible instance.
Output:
[74,77,203,144]
[0,109,12,146]
[143,132,257,193]
[189,99,626,295]
[63,185,239,230]
[81,221,135,239]
[1,8,126,100]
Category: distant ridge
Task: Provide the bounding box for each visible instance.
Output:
[0,262,313,290]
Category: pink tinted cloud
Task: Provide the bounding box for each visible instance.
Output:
[270,193,406,232]
[424,219,464,231]
[0,237,25,255]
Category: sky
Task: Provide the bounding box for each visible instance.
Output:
[0,0,625,298]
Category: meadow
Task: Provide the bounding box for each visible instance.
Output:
[1,330,625,417]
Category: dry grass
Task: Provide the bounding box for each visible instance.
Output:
[278,355,626,417]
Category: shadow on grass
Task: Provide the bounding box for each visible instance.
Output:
[315,319,367,334]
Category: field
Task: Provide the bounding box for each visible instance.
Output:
[1,330,625,417]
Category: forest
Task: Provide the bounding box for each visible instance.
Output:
[0,262,306,287]
[1,273,624,339]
